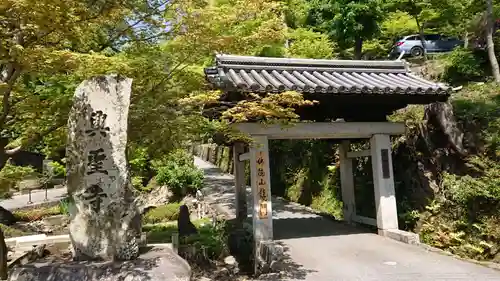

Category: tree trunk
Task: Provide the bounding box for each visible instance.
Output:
[354,37,363,60]
[464,31,469,49]
[415,17,427,60]
[486,0,500,83]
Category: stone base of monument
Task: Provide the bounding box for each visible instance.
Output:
[7,245,191,281]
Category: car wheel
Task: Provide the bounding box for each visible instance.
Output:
[410,46,424,57]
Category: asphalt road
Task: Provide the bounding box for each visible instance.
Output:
[194,156,500,281]
[0,187,67,210]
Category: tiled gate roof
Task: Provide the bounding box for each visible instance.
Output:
[204,54,451,96]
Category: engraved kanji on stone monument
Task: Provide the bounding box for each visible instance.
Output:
[87,148,108,175]
[85,110,110,137]
[66,75,140,261]
[80,182,107,213]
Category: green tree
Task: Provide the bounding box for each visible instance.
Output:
[306,0,385,59]
[0,0,171,172]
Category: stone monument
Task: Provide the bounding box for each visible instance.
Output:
[66,75,140,261]
[4,75,191,281]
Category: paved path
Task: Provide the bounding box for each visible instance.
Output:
[0,187,67,210]
[194,156,500,281]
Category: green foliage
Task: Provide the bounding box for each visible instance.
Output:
[306,0,385,57]
[182,219,229,262]
[142,218,211,244]
[143,203,182,224]
[131,176,146,192]
[400,83,500,262]
[0,162,36,193]
[442,48,487,84]
[310,165,344,219]
[269,139,342,218]
[452,83,500,159]
[286,28,335,59]
[128,146,150,177]
[381,11,418,41]
[58,197,71,216]
[48,161,66,178]
[153,149,204,199]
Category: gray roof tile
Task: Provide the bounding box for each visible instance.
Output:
[204,54,451,96]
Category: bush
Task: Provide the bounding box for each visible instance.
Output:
[131,175,146,191]
[153,149,204,199]
[181,219,229,263]
[442,47,486,84]
[0,162,37,193]
[143,203,182,224]
[48,161,66,178]
[128,146,152,186]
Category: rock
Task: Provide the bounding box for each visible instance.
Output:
[66,75,141,261]
[8,245,46,269]
[214,267,230,279]
[258,272,281,280]
[177,205,197,238]
[137,185,172,213]
[224,255,237,266]
[424,101,467,156]
[7,246,191,281]
[0,206,17,226]
[41,215,68,227]
[27,215,69,234]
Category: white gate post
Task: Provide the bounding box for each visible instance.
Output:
[370,134,399,232]
[249,136,273,241]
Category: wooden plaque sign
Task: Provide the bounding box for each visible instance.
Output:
[256,151,268,219]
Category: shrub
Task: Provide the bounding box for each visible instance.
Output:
[153,149,204,199]
[0,162,37,193]
[131,175,146,191]
[143,203,182,224]
[48,161,66,178]
[181,219,229,263]
[442,47,486,84]
[128,146,152,183]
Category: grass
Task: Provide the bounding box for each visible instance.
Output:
[142,203,182,224]
[13,205,63,222]
[0,223,33,238]
[142,218,211,243]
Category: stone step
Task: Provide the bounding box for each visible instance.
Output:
[16,234,70,249]
[5,234,47,248]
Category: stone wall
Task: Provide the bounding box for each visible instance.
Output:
[191,144,235,175]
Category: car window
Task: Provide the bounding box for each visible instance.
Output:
[424,34,441,41]
[406,36,421,41]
